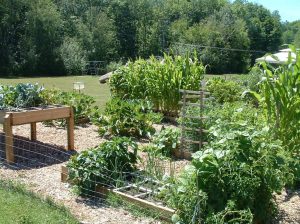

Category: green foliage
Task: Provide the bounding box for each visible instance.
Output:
[173,6,250,74]
[0,0,285,75]
[163,103,292,223]
[255,50,300,148]
[233,0,282,64]
[282,20,300,48]
[40,89,96,124]
[245,48,300,182]
[60,37,87,75]
[206,78,242,103]
[94,98,162,137]
[110,53,205,116]
[150,127,180,157]
[67,137,138,193]
[0,83,44,109]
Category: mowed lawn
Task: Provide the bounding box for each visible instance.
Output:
[0,180,79,224]
[0,75,111,110]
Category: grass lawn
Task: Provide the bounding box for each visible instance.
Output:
[0,74,245,109]
[0,179,79,224]
[0,75,111,110]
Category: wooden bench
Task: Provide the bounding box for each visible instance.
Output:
[0,105,74,163]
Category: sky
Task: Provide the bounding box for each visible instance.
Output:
[247,0,300,22]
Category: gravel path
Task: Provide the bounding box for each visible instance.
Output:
[0,123,299,223]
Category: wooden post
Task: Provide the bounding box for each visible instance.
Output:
[67,108,74,150]
[180,90,187,159]
[30,122,37,141]
[4,114,14,163]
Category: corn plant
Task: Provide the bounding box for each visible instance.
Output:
[109,53,205,116]
[245,47,300,149]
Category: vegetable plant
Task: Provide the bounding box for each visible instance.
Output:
[0,83,44,109]
[40,89,96,124]
[109,53,205,116]
[93,98,162,137]
[150,127,180,157]
[67,137,138,194]
[206,78,242,104]
[163,103,292,224]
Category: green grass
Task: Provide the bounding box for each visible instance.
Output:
[0,75,111,109]
[0,179,79,224]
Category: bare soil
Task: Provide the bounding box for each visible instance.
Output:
[0,123,299,224]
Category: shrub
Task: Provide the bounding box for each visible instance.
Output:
[67,137,138,194]
[109,53,205,116]
[94,98,162,137]
[206,78,242,103]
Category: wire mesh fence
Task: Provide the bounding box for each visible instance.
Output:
[0,130,177,222]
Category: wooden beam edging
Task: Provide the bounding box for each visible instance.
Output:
[61,165,175,222]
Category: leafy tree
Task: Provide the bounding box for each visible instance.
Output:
[282,20,300,47]
[174,6,250,73]
[233,0,282,64]
[0,0,30,74]
[90,12,119,61]
[60,37,87,75]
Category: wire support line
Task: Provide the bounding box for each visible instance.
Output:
[0,158,172,220]
[171,42,267,53]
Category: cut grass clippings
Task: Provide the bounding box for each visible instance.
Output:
[0,179,79,224]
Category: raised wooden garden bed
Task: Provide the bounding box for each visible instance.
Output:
[0,105,74,163]
[61,165,175,222]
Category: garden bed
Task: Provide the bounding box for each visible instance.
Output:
[0,105,74,163]
[0,123,299,223]
[61,165,175,222]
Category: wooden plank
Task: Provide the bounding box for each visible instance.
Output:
[30,122,37,141]
[0,110,6,124]
[61,166,174,221]
[179,102,206,107]
[179,89,210,95]
[4,114,14,163]
[99,71,113,84]
[11,107,71,125]
[182,127,209,133]
[67,108,75,150]
[61,165,69,183]
[113,190,175,221]
[181,115,207,120]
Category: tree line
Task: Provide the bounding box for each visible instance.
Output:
[0,0,297,76]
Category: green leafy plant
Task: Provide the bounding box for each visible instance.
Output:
[0,83,44,109]
[40,89,96,124]
[150,127,180,157]
[109,53,205,116]
[163,103,292,224]
[94,98,162,137]
[206,78,242,103]
[67,137,138,194]
[244,47,300,182]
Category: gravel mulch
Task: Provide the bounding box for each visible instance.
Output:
[0,123,299,223]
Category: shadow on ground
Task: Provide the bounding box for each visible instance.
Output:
[0,133,76,169]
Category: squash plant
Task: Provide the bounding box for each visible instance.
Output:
[94,98,162,137]
[67,137,138,194]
